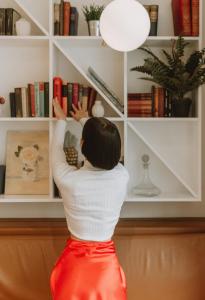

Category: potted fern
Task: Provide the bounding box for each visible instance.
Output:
[82,4,104,36]
[131,36,205,117]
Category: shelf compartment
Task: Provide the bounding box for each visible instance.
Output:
[52,43,122,118]
[126,124,198,202]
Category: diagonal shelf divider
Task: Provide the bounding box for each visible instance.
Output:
[127,121,197,198]
[53,39,124,118]
[14,0,49,36]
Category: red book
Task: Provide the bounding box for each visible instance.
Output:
[158,88,165,117]
[88,88,97,116]
[191,0,199,36]
[53,77,62,117]
[172,0,191,36]
[28,84,35,117]
[63,1,71,36]
[72,83,79,107]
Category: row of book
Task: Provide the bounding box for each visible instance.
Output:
[9,83,49,118]
[172,0,199,36]
[0,8,21,35]
[54,1,78,36]
[143,5,158,36]
[128,86,171,118]
[53,77,97,117]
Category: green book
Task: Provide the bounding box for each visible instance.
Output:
[34,82,40,117]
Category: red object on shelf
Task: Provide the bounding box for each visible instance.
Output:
[191,0,199,36]
[172,0,192,36]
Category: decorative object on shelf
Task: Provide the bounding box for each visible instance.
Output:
[143,5,159,36]
[5,131,49,195]
[92,100,105,117]
[100,0,150,52]
[15,18,31,36]
[0,165,6,194]
[82,4,104,36]
[131,36,205,117]
[133,154,161,197]
[87,67,124,113]
[0,8,21,35]
[64,130,78,167]
[0,96,5,117]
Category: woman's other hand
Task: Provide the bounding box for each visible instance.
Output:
[53,97,66,120]
[71,103,88,122]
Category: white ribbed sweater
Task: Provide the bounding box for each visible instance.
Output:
[52,119,129,241]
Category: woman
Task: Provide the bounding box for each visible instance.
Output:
[50,98,129,300]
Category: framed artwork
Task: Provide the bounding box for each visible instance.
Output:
[5,131,49,195]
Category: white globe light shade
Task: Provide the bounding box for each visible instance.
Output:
[100,0,151,52]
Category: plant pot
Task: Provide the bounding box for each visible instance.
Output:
[171,98,192,117]
[88,20,100,36]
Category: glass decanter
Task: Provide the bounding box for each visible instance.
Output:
[132,154,161,197]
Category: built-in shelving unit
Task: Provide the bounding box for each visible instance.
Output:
[0,0,203,203]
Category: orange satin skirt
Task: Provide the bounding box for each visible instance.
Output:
[50,237,127,300]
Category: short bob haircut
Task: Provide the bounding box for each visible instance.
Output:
[81,117,121,170]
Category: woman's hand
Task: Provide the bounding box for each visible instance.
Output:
[71,103,88,121]
[53,97,66,120]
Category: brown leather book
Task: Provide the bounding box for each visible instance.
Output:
[14,88,23,118]
[172,0,192,36]
[191,0,199,36]
[63,1,71,36]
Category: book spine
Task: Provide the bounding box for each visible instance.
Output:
[88,88,97,116]
[63,1,71,36]
[59,0,64,36]
[27,84,32,117]
[44,82,49,117]
[0,165,6,194]
[149,5,158,36]
[28,84,35,117]
[62,82,68,116]
[78,84,83,105]
[34,82,40,117]
[67,82,73,116]
[54,4,60,35]
[39,82,45,117]
[191,0,199,36]
[53,77,62,106]
[14,87,23,117]
[0,9,5,35]
[158,88,165,117]
[9,92,16,117]
[172,0,191,36]
[5,8,13,35]
[21,87,28,117]
[72,83,79,107]
[70,7,78,36]
[82,87,88,111]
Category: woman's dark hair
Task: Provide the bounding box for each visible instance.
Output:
[81,117,121,170]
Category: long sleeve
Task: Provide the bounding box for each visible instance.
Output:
[51,120,77,186]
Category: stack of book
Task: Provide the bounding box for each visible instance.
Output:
[143,5,159,36]
[172,0,199,36]
[128,86,172,118]
[54,1,78,36]
[53,77,98,117]
[0,8,21,35]
[87,67,124,113]
[9,82,49,118]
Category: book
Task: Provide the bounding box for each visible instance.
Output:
[88,88,97,116]
[53,77,62,107]
[62,82,68,116]
[149,5,158,36]
[88,67,124,113]
[151,86,166,117]
[72,83,79,107]
[9,92,16,117]
[34,82,40,117]
[82,87,89,111]
[14,88,23,117]
[54,3,60,35]
[78,84,83,105]
[44,82,49,117]
[69,7,78,36]
[39,82,45,117]
[0,165,6,194]
[191,0,199,36]
[21,87,28,117]
[67,82,73,116]
[28,83,35,117]
[5,8,21,35]
[59,0,64,36]
[172,0,192,36]
[63,1,71,36]
[0,9,5,35]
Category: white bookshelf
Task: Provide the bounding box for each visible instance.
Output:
[0,0,203,203]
